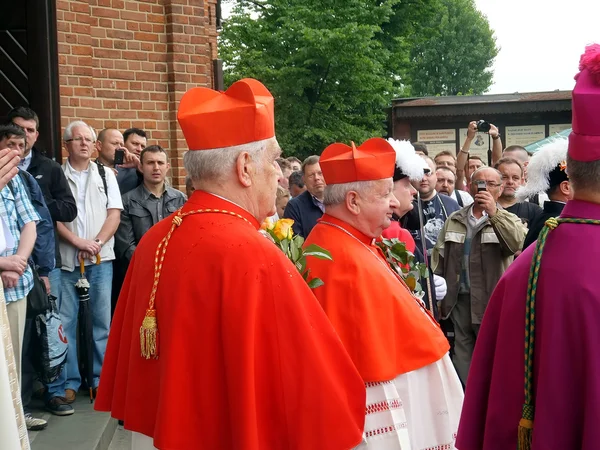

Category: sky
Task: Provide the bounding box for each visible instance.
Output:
[475,0,600,94]
[221,0,600,95]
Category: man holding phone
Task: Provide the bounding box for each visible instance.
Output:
[95,128,141,195]
[432,167,526,384]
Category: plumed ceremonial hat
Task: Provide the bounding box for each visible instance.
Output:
[387,138,428,182]
[320,138,396,185]
[569,44,600,161]
[516,136,568,201]
[177,78,275,150]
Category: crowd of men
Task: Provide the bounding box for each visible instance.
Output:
[0,107,185,433]
[273,119,565,388]
[2,44,598,450]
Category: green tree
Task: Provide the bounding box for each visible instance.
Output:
[219,0,497,157]
[220,0,401,158]
[407,0,498,96]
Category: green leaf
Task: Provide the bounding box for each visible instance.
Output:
[307,278,325,289]
[290,241,300,262]
[295,255,307,274]
[303,244,333,260]
[281,239,290,255]
[294,235,305,247]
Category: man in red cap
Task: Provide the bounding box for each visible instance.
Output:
[304,138,463,450]
[95,79,366,450]
[456,44,600,450]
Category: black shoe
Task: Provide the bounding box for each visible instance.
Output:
[45,396,74,416]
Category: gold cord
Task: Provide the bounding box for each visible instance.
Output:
[140,208,253,359]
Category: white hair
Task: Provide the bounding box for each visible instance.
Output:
[63,120,97,142]
[323,180,376,206]
[183,137,273,183]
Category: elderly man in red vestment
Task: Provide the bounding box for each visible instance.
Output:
[304,138,463,450]
[456,44,600,450]
[95,79,366,450]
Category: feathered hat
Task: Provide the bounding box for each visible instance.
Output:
[387,138,428,181]
[516,136,568,201]
[569,44,600,161]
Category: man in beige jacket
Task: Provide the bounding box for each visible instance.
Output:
[432,166,526,385]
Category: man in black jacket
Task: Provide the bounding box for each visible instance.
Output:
[283,155,325,238]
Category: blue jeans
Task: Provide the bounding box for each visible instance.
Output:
[46,262,112,399]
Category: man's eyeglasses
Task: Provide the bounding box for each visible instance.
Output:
[475,181,502,188]
[66,137,94,144]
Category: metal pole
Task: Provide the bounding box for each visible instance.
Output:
[416,192,436,318]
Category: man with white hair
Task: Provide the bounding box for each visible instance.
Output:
[304,138,463,450]
[95,79,365,450]
[45,120,123,416]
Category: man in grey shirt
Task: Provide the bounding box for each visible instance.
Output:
[113,145,186,310]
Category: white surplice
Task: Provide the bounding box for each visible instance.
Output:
[355,354,463,450]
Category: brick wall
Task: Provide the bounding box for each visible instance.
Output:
[57,0,219,189]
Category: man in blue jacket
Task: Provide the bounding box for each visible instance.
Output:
[283,155,326,238]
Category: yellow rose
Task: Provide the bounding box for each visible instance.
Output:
[260,217,275,231]
[273,218,294,240]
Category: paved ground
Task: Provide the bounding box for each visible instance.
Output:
[27,393,128,450]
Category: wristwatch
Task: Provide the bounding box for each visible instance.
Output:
[94,238,104,247]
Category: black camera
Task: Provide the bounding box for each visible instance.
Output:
[476,120,491,133]
[114,148,125,165]
[476,180,487,192]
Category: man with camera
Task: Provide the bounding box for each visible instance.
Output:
[95,128,142,195]
[432,166,525,384]
[456,120,503,191]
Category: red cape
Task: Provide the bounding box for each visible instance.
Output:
[96,191,366,450]
[457,199,600,450]
[304,215,448,383]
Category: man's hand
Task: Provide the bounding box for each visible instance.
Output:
[474,190,497,217]
[74,237,102,255]
[489,124,499,139]
[0,148,20,190]
[466,121,477,139]
[120,150,141,171]
[41,276,51,295]
[1,270,21,289]
[0,255,28,275]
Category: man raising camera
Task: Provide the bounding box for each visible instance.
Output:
[456,120,503,191]
[432,166,526,385]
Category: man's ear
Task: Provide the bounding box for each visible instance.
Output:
[560,180,571,198]
[345,190,361,216]
[236,151,253,187]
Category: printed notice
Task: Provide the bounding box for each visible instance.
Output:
[416,129,457,154]
[505,125,546,147]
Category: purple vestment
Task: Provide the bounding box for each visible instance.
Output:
[457,199,600,450]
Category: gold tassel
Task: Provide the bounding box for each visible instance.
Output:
[140,309,159,359]
[518,418,533,450]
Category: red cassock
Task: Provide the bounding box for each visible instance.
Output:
[95,191,366,450]
[304,214,449,382]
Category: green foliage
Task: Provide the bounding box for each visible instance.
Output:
[377,238,428,295]
[263,218,332,289]
[220,0,400,158]
[406,0,499,96]
[220,0,497,157]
